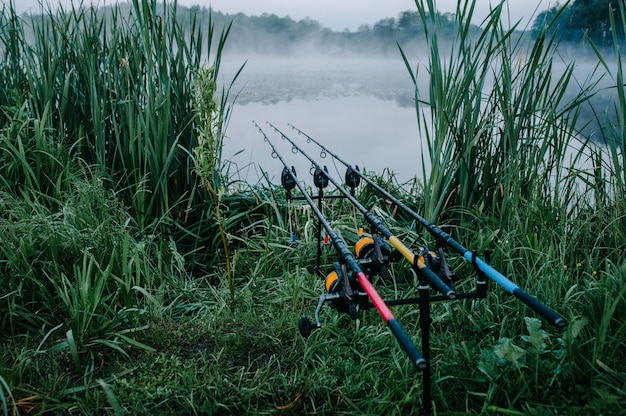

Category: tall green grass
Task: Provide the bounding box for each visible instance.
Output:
[0,0,241,412]
[0,0,237,321]
[402,0,599,224]
[1,0,626,414]
[389,0,626,412]
[0,0,236,244]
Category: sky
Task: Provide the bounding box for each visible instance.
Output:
[11,0,555,31]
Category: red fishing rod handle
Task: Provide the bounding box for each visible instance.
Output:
[357,272,427,370]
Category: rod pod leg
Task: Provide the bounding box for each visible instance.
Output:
[418,277,433,412]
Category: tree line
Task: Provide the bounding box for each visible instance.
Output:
[173,7,462,55]
[26,1,622,55]
[187,1,622,55]
[533,0,625,46]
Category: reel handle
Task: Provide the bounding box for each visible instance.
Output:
[298,316,319,338]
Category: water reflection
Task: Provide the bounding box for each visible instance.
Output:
[217,54,617,188]
[219,57,425,186]
[221,57,417,106]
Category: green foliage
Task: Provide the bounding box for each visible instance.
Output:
[1,0,626,414]
[403,0,598,225]
[0,100,74,208]
[387,0,626,413]
[0,172,163,351]
[0,0,235,412]
[0,0,233,244]
[193,58,244,312]
[534,0,625,45]
[477,317,566,411]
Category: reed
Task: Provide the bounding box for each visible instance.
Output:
[393,0,626,412]
[402,0,598,225]
[0,0,236,246]
[0,0,238,412]
[1,0,626,414]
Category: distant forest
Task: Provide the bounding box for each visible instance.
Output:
[26,1,624,55]
[534,0,625,46]
[177,0,623,55]
[179,7,460,56]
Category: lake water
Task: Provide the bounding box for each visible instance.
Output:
[217,54,611,191]
[218,57,426,187]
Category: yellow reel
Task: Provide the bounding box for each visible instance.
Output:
[418,251,437,265]
[325,271,340,293]
[355,237,375,259]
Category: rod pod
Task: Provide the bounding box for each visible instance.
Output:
[289,124,567,329]
[255,121,428,370]
[272,122,456,300]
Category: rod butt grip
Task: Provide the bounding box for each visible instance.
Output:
[388,319,427,370]
[513,289,567,329]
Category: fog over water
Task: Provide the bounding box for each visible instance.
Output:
[218,49,618,189]
[219,56,427,187]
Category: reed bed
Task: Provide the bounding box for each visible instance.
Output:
[0,0,625,414]
[395,0,626,413]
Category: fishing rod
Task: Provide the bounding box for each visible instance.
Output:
[267,122,457,300]
[254,121,428,370]
[288,123,567,329]
[267,122,462,412]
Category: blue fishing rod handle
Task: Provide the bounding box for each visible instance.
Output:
[466,253,567,328]
[388,319,428,370]
[513,289,567,328]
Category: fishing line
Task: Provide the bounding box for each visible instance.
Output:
[254,120,427,370]
[290,123,567,329]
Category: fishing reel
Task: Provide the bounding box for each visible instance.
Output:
[418,247,456,291]
[354,235,394,277]
[323,263,361,318]
[298,236,393,338]
[299,261,368,338]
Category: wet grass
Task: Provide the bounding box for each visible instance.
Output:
[1,0,626,415]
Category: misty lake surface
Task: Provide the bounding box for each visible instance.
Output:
[218,57,426,187]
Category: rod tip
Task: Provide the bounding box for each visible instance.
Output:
[415,358,428,371]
